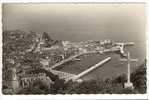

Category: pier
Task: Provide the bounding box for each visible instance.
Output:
[50,49,115,69]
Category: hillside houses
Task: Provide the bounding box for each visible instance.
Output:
[61,40,109,54]
[3,30,122,94]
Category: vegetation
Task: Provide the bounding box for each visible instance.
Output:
[42,32,61,47]
[131,60,146,93]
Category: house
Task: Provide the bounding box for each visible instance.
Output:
[40,58,50,68]
[19,73,54,89]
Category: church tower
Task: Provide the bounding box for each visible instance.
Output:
[11,67,19,93]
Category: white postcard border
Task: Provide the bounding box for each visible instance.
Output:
[0,0,148,99]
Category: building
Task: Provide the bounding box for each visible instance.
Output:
[19,73,53,89]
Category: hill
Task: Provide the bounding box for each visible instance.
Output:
[2,30,146,94]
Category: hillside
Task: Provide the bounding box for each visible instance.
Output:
[2,30,146,94]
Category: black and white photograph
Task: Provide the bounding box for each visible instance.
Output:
[2,3,147,94]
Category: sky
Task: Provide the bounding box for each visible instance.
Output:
[2,3,146,42]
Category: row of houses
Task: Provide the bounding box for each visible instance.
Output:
[61,40,110,54]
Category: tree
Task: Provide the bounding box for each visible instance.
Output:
[18,79,50,94]
[131,61,146,93]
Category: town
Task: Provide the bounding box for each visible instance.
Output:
[2,30,146,94]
